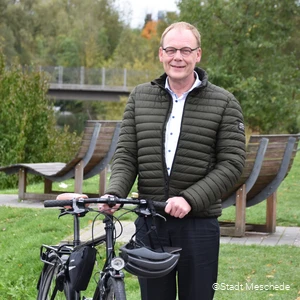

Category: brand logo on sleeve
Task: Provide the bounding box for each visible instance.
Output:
[238,122,245,131]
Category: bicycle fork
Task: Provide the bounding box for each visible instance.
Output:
[94,215,126,299]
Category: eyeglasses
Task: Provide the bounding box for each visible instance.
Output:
[162,47,199,57]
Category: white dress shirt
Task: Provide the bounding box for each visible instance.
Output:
[164,72,202,175]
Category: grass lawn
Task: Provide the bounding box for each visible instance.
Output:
[0,206,299,300]
[1,152,300,299]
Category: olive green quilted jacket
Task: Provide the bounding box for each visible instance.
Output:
[105,67,246,218]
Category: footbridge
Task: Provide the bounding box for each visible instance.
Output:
[42,66,158,101]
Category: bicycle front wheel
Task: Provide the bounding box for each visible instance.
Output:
[37,253,79,300]
[94,277,126,300]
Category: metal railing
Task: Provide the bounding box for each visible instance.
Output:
[38,66,160,89]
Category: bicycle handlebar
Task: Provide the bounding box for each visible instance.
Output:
[44,197,166,210]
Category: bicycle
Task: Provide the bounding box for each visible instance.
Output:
[36,195,181,300]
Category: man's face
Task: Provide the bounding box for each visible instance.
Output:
[159,28,202,83]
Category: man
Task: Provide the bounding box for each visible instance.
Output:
[102,22,245,299]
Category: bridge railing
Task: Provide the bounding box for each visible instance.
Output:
[40,66,160,88]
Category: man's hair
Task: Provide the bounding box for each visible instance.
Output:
[160,22,201,48]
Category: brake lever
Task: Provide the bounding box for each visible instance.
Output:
[133,207,166,222]
[154,213,167,222]
[58,198,89,218]
[58,209,69,218]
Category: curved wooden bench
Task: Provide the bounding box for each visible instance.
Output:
[222,137,269,209]
[0,120,121,200]
[220,134,300,237]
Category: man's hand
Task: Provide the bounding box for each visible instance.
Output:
[56,192,88,200]
[165,196,191,218]
[98,194,121,214]
[56,192,88,209]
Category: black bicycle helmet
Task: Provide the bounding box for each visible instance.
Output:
[119,243,181,278]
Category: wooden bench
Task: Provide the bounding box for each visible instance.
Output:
[0,120,121,200]
[220,134,300,237]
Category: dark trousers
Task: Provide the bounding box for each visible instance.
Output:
[135,216,220,300]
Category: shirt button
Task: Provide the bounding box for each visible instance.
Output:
[168,150,171,152]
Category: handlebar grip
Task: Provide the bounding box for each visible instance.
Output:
[152,201,166,210]
[44,200,72,207]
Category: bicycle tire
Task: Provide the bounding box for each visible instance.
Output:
[37,253,80,300]
[93,277,126,300]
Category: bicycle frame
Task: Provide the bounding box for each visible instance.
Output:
[37,207,128,300]
[37,196,168,300]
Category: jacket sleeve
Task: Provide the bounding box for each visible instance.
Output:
[104,90,138,198]
[179,95,246,212]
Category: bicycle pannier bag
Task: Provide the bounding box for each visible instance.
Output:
[68,245,97,291]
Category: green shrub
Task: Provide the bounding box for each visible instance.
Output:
[0,53,81,189]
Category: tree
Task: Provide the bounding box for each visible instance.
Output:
[0,0,125,67]
[141,20,158,40]
[179,0,300,133]
[0,52,80,188]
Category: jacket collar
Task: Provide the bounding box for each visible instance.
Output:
[152,67,208,90]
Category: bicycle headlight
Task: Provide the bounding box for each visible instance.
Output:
[111,257,125,271]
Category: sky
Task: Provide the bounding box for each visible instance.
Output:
[116,0,179,28]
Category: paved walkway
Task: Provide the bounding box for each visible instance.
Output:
[76,220,300,248]
[0,194,44,208]
[1,194,299,247]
